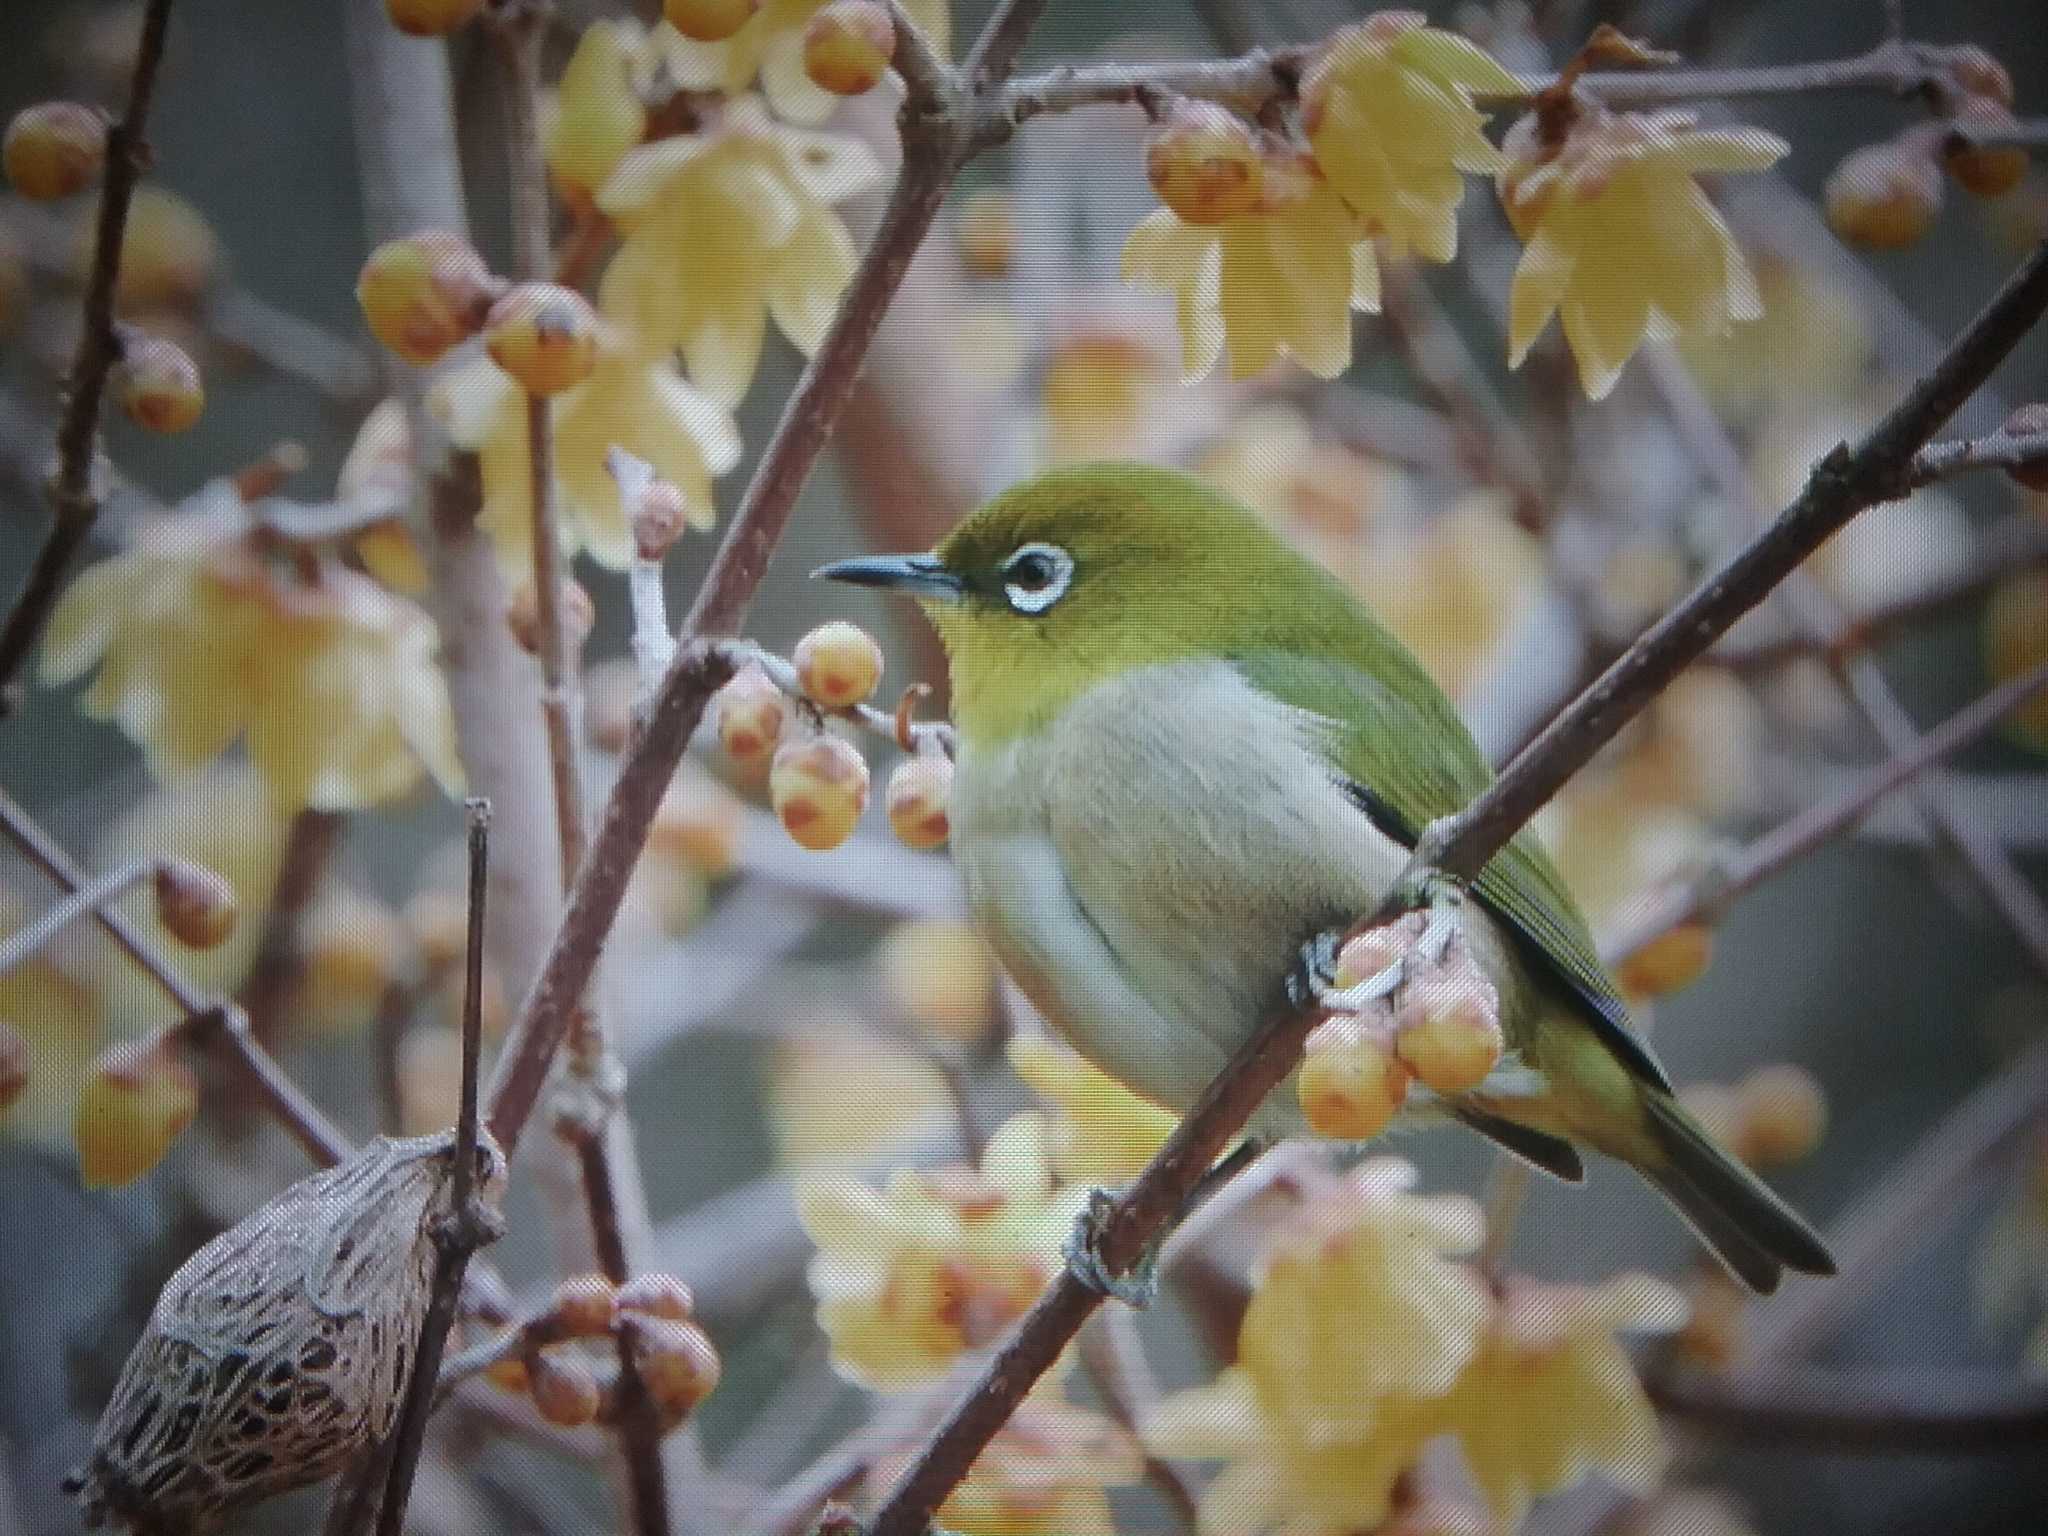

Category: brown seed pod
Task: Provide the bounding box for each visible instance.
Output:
[68,1130,505,1531]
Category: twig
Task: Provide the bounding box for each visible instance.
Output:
[1650,1362,2048,1452]
[862,239,2048,1536]
[0,858,156,974]
[0,786,351,1167]
[1948,116,2048,153]
[366,800,503,1536]
[0,0,174,711]
[1905,428,2048,489]
[1604,654,2048,967]
[730,641,955,759]
[485,27,984,1150]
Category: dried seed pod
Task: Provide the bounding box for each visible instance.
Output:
[69,1130,505,1531]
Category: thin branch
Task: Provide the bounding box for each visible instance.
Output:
[1947,116,2048,153]
[1651,1363,2048,1452]
[1604,653,2048,967]
[730,640,955,758]
[0,858,155,974]
[0,0,174,711]
[863,239,2048,1536]
[1905,428,2048,490]
[0,786,351,1167]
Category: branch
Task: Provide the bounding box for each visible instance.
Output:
[1905,427,2048,489]
[1604,654,2048,967]
[1947,116,2048,154]
[1650,1363,2048,1453]
[0,785,351,1167]
[862,240,2048,1536]
[0,0,173,711]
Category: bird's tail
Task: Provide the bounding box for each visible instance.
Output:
[1638,1091,1836,1295]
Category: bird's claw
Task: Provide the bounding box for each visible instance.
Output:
[1062,1187,1159,1308]
[1285,928,1344,1011]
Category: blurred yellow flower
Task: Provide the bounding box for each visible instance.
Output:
[1007,1034,1176,1183]
[894,1398,1139,1536]
[650,0,951,125]
[1302,14,1518,270]
[1198,405,1406,548]
[544,19,650,201]
[1680,255,1871,418]
[598,96,882,405]
[1438,1273,1686,1523]
[1498,110,1786,398]
[1122,164,1373,381]
[795,1112,1083,1388]
[433,348,740,571]
[0,889,104,1148]
[768,1024,959,1168]
[41,492,462,810]
[1534,774,1707,939]
[1038,330,1170,466]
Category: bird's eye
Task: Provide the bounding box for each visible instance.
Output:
[1001,543,1073,615]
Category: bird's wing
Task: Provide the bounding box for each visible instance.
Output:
[1235,651,1671,1093]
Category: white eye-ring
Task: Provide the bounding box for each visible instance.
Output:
[1001,542,1074,615]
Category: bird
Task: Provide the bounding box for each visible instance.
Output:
[816,461,1834,1294]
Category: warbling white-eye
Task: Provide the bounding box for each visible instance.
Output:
[818,462,1834,1293]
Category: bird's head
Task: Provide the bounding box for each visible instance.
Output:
[815,461,1353,744]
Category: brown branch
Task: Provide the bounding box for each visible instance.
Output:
[1605,654,2048,967]
[0,785,351,1167]
[0,0,173,712]
[1650,1363,2048,1453]
[863,239,2048,1536]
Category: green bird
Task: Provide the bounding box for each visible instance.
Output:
[818,462,1833,1293]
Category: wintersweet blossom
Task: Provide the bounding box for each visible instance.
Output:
[1006,1034,1177,1183]
[649,0,952,125]
[41,487,462,810]
[1498,109,1788,397]
[795,1113,1085,1388]
[891,1398,1140,1536]
[0,889,103,1148]
[543,19,650,201]
[1437,1273,1688,1522]
[1302,13,1521,274]
[598,96,881,404]
[1122,153,1374,381]
[432,347,739,571]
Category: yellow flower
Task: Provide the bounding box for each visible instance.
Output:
[885,1398,1139,1536]
[1198,405,1407,547]
[1145,1366,1447,1536]
[544,19,650,201]
[768,1025,961,1167]
[1007,1034,1177,1183]
[1438,1273,1687,1523]
[40,491,463,810]
[1237,1159,1489,1448]
[598,96,882,405]
[1498,109,1787,398]
[1122,162,1374,381]
[795,1112,1083,1388]
[650,0,952,125]
[1302,13,1519,276]
[1679,255,1872,418]
[433,347,740,571]
[0,889,104,1148]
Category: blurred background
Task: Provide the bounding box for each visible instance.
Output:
[2,1,2047,1534]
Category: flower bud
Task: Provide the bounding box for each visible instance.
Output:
[403,887,469,972]
[114,332,204,433]
[803,1,896,97]
[712,664,789,776]
[956,190,1016,278]
[483,1354,531,1394]
[3,101,107,201]
[616,1273,695,1321]
[529,1352,602,1427]
[647,774,745,878]
[1944,100,2030,199]
[1824,142,1942,249]
[96,188,220,309]
[1947,44,2015,109]
[664,0,761,43]
[385,0,486,36]
[0,1021,27,1114]
[485,281,603,396]
[1614,922,1715,1000]
[885,754,953,850]
[546,1275,620,1340]
[1394,972,1503,1094]
[294,889,405,1040]
[506,577,595,656]
[878,918,994,1043]
[794,620,885,709]
[1331,913,1426,989]
[1298,1015,1410,1139]
[2003,403,2048,493]
[153,860,237,950]
[1679,1082,1743,1151]
[630,1317,722,1424]
[632,479,691,562]
[357,231,501,366]
[1734,1063,1827,1168]
[770,734,870,851]
[1673,1272,1746,1369]
[1144,102,1264,225]
[75,1038,199,1188]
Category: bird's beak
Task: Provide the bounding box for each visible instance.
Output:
[811,552,964,602]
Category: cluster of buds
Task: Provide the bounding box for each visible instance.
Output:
[356,231,507,368]
[1298,912,1505,1140]
[480,1272,720,1432]
[3,100,107,200]
[1824,45,2024,251]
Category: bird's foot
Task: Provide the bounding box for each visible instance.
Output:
[1062,1187,1159,1308]
[1284,928,1343,1011]
[1407,873,1466,969]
